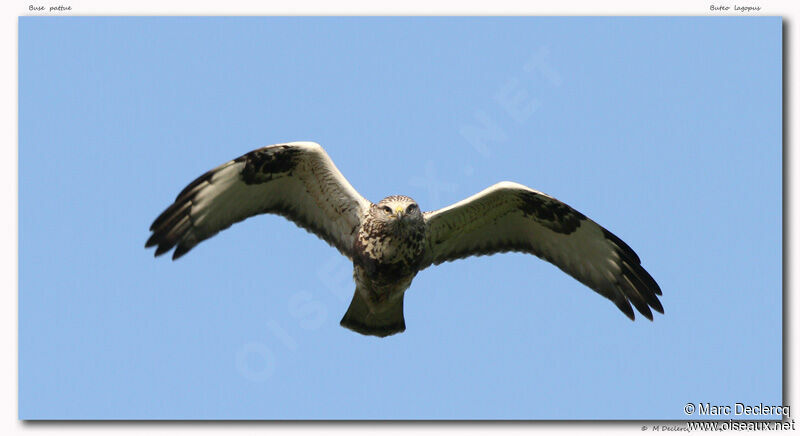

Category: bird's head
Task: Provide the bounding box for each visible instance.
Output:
[373,195,423,232]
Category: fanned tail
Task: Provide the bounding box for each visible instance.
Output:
[340,290,406,338]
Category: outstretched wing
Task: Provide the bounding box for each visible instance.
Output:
[146,142,371,260]
[421,181,662,320]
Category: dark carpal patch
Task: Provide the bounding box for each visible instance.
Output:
[240,145,301,184]
[517,191,585,235]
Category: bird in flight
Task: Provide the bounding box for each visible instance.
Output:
[146,142,662,337]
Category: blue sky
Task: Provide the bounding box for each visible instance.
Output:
[19,17,782,419]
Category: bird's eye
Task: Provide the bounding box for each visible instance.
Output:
[382,205,393,214]
[407,204,417,212]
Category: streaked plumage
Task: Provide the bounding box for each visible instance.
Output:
[147,141,662,337]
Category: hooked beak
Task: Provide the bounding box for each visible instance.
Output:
[394,207,404,220]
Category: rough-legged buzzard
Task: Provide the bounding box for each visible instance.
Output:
[147,142,662,337]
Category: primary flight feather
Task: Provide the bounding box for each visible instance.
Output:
[147,141,662,337]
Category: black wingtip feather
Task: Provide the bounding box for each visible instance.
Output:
[147,188,198,258]
[634,300,654,321]
[600,228,663,321]
[602,228,641,264]
[617,264,662,320]
[172,244,190,260]
[650,298,664,314]
[613,298,636,321]
[154,243,173,257]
